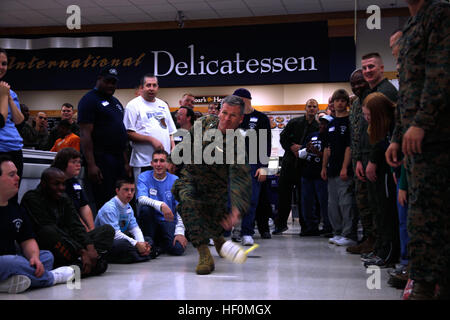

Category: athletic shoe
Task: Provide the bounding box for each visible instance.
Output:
[0,275,31,294]
[363,255,395,268]
[50,266,75,285]
[242,235,254,246]
[272,226,288,235]
[328,235,343,244]
[231,228,241,242]
[208,238,214,246]
[335,237,357,247]
[361,251,376,261]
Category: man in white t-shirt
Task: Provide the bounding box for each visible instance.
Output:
[123,74,177,181]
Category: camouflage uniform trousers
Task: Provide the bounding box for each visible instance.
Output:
[405,145,450,284]
[172,164,252,248]
[175,187,228,248]
[353,156,376,239]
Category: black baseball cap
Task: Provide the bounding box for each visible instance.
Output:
[99,66,119,80]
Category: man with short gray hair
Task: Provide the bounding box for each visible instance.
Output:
[172,95,251,275]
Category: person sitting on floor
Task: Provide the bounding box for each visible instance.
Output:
[95,179,154,264]
[51,148,95,232]
[137,150,187,256]
[20,167,114,278]
[0,156,74,294]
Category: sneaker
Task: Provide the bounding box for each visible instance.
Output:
[328,235,343,244]
[0,275,31,294]
[242,235,254,246]
[50,266,75,285]
[335,237,357,247]
[231,228,241,242]
[208,238,214,246]
[268,218,274,228]
[260,232,271,239]
[272,226,288,235]
[361,251,376,261]
[363,256,395,268]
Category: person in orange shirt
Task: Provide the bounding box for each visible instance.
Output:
[50,120,80,152]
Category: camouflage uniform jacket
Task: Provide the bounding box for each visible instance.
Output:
[172,115,252,218]
[392,0,450,145]
[349,97,364,162]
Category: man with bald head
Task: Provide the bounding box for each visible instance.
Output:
[21,167,114,278]
[347,69,375,254]
[32,112,49,150]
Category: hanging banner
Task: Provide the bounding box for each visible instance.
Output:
[3,21,355,90]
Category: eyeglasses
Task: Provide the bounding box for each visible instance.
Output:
[38,116,48,120]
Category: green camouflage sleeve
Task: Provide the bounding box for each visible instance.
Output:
[350,99,362,161]
[392,103,403,144]
[411,5,450,132]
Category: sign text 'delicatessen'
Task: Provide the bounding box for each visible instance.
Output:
[5,22,355,90]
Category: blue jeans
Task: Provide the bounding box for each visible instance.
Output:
[301,177,331,232]
[397,184,409,266]
[241,165,261,236]
[0,250,54,288]
[138,205,185,256]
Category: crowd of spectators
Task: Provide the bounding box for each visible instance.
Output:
[0,0,448,298]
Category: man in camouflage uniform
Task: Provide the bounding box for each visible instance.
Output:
[172,95,251,275]
[347,69,374,254]
[386,0,450,300]
[359,52,399,268]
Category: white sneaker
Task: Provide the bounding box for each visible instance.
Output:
[335,237,357,247]
[242,235,254,246]
[50,266,75,285]
[0,275,31,294]
[208,238,214,246]
[328,235,343,244]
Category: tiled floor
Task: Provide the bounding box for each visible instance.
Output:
[1,219,403,300]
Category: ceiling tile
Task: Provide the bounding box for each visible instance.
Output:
[136,4,176,13]
[217,8,253,18]
[93,0,132,6]
[244,0,282,7]
[105,6,145,15]
[251,6,287,15]
[0,1,31,10]
[184,9,220,19]
[117,14,154,23]
[18,0,65,9]
[129,0,168,4]
[173,2,213,10]
[55,0,101,7]
[208,0,248,10]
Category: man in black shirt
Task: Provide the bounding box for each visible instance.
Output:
[274,99,319,234]
[233,88,272,244]
[0,156,74,293]
[78,67,131,211]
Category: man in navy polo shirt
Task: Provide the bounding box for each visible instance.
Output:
[78,67,130,212]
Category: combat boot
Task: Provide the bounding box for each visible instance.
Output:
[408,281,436,300]
[196,245,215,275]
[213,236,226,258]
